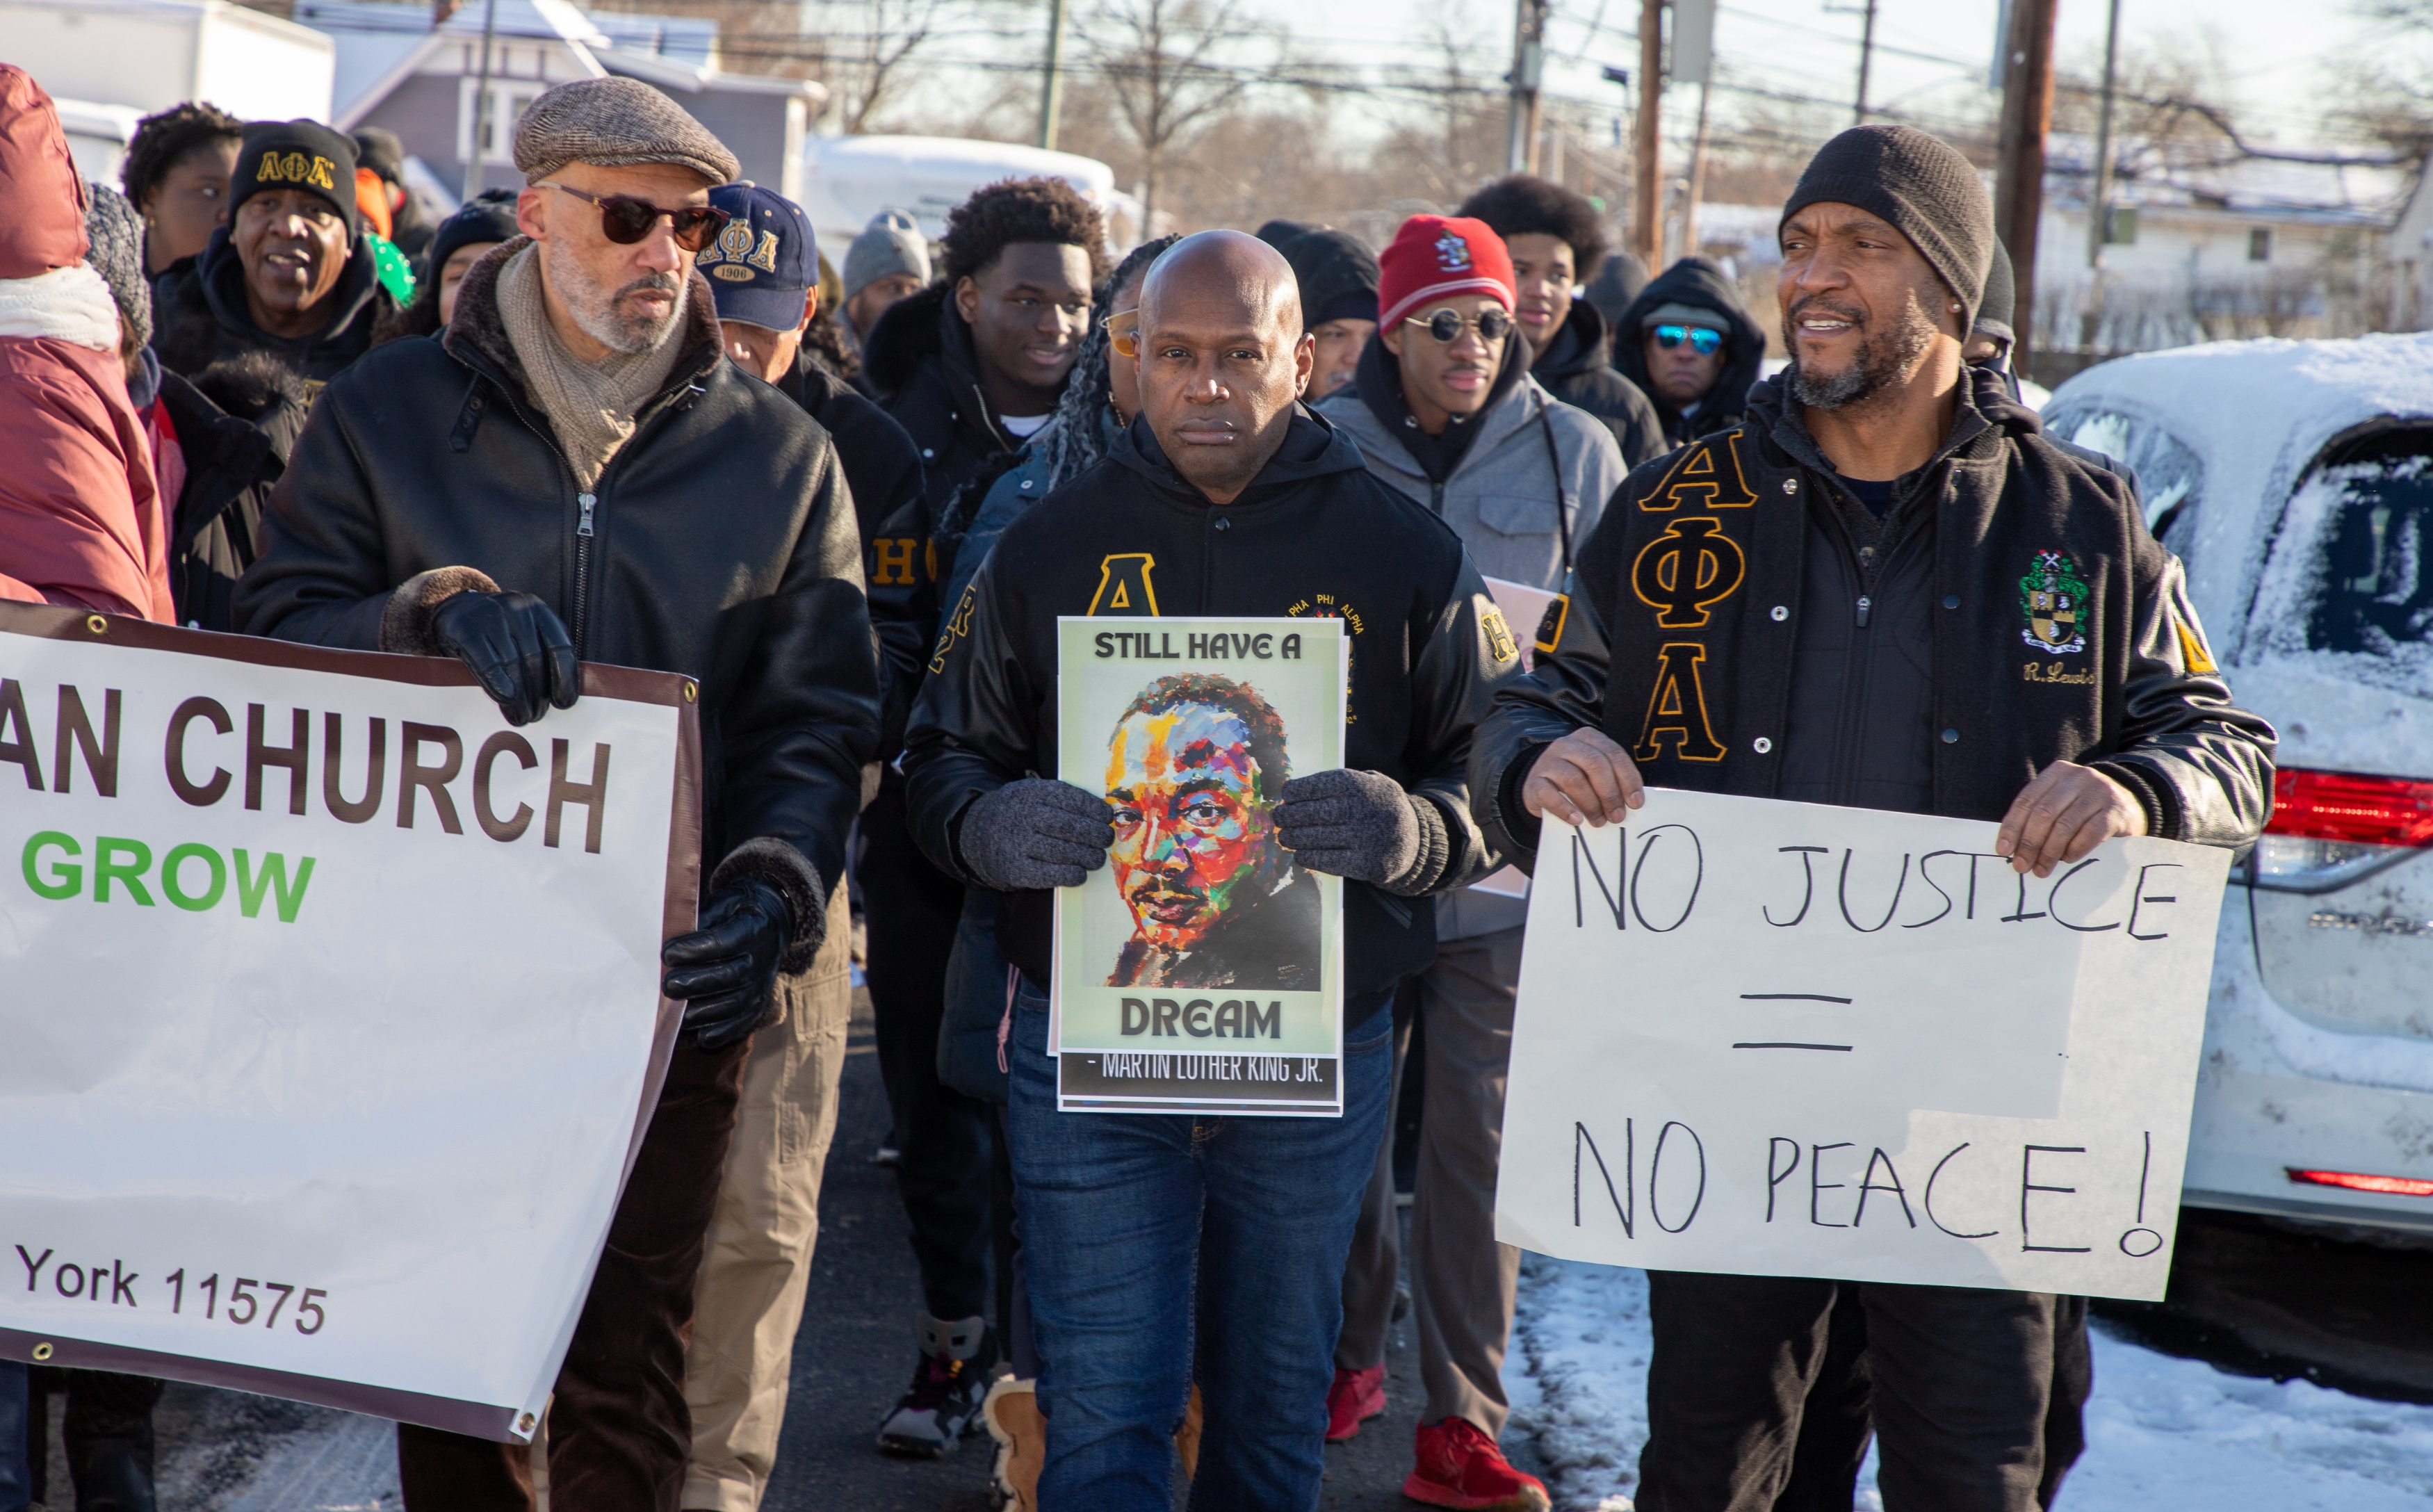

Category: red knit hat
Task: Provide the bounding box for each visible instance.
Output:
[1376,216,1515,331]
[0,67,89,279]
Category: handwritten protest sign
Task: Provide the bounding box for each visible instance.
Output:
[0,603,696,1439]
[1052,616,1346,1114]
[1495,788,2229,1301]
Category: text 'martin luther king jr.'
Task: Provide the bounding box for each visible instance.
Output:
[1103,674,1321,990]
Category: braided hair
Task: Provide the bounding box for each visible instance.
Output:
[1025,234,1179,494]
[121,101,245,213]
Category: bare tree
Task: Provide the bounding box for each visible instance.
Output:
[1080,0,1259,233]
[807,0,954,132]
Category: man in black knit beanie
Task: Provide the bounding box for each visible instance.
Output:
[1466,122,2274,1512]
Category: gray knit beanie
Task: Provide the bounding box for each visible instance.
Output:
[843,209,929,302]
[82,181,149,349]
[1780,124,1994,323]
[512,77,738,186]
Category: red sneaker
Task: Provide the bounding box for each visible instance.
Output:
[1401,1417,1551,1511]
[1324,1363,1387,1442]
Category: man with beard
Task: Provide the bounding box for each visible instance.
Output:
[151,119,399,382]
[1102,674,1319,989]
[1467,125,2275,1510]
[902,230,1513,1506]
[236,77,878,1510]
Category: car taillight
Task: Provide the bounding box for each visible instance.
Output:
[2288,1166,2433,1198]
[2248,767,2433,892]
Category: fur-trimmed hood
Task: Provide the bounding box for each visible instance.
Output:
[859,280,950,400]
[0,263,120,352]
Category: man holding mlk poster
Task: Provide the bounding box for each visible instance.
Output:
[902,230,1516,1507]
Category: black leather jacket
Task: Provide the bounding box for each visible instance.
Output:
[234,241,879,952]
[1472,368,2275,870]
[903,408,1518,997]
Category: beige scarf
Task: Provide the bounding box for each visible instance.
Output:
[496,244,685,489]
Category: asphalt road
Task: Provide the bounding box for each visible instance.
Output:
[35,994,2425,1509]
[758,987,1504,1509]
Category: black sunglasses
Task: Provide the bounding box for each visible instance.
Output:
[544,183,729,252]
[1405,307,1514,345]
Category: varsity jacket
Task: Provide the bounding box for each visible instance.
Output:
[1471,368,2277,870]
[902,407,1519,1000]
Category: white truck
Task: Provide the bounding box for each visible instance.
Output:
[0,0,336,181]
[799,133,1142,263]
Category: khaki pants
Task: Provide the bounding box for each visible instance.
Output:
[680,882,854,1511]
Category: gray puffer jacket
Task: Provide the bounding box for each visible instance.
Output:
[1316,369,1622,590]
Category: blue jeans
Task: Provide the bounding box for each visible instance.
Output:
[1008,979,1393,1511]
[0,1360,27,1512]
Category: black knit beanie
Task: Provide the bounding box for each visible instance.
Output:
[231,120,360,242]
[1781,124,1993,322]
[1280,228,1379,328]
[1974,236,2015,344]
[428,188,521,276]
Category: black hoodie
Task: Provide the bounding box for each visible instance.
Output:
[861,281,1029,521]
[902,407,1515,1000]
[1611,255,1769,447]
[149,224,395,383]
[1528,298,1667,466]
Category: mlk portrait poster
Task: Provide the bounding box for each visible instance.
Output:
[1050,616,1347,1116]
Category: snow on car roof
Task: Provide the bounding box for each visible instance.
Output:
[2049,332,2433,642]
[2055,332,2433,501]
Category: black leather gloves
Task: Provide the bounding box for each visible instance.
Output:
[432,590,581,727]
[957,778,1116,891]
[662,878,797,1051]
[1275,768,1452,897]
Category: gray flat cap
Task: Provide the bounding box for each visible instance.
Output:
[513,76,739,186]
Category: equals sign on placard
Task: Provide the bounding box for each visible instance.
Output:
[1734,993,1853,1052]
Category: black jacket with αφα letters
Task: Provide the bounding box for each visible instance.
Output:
[1470,366,2276,872]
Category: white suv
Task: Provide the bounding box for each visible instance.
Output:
[2047,333,2433,1238]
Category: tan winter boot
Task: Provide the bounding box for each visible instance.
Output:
[982,1374,1044,1511]
[1174,1384,1205,1482]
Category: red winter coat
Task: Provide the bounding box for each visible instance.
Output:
[0,63,173,621]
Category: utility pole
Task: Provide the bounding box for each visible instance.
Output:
[1853,0,1877,123]
[1506,0,1549,174]
[460,0,497,202]
[1632,0,1663,267]
[1681,82,1711,260]
[1993,0,2057,375]
[1036,0,1067,152]
[2081,0,2122,350]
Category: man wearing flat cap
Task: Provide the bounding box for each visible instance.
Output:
[1470,124,2275,1509]
[151,118,400,382]
[236,76,880,1511]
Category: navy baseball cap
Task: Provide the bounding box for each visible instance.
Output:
[701,181,816,330]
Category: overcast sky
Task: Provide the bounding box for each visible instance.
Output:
[1262,0,2390,152]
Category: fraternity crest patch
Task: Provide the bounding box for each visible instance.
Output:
[2019,550,2090,655]
[1435,231,1473,270]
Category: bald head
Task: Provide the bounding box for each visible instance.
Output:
[1129,229,1317,506]
[1138,229,1303,343]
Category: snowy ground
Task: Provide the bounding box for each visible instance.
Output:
[1506,1253,2433,1511]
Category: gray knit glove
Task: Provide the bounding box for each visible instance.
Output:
[1274,769,1451,896]
[957,778,1116,891]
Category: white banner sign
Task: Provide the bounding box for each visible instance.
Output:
[0,603,697,1439]
[1496,789,2228,1301]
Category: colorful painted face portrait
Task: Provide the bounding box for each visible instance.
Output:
[1104,697,1289,954]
